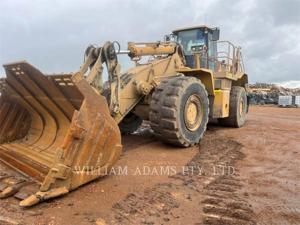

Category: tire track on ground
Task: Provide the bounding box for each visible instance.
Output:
[111,131,257,225]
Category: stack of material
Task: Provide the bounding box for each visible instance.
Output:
[248,83,300,105]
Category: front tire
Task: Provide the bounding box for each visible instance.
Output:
[150,76,209,147]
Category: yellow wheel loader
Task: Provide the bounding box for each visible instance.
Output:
[0,25,248,206]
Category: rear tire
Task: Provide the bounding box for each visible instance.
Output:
[150,76,209,147]
[218,86,247,127]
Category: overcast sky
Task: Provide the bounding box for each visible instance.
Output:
[0,0,299,83]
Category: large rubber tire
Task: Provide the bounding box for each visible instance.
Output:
[218,86,247,128]
[119,113,143,134]
[150,76,209,147]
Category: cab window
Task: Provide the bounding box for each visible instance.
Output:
[176,29,205,55]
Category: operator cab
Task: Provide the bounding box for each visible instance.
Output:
[172,26,220,70]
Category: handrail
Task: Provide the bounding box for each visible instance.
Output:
[208,40,245,74]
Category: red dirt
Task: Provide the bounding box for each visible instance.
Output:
[0,105,299,225]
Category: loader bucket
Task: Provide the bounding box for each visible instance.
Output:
[0,61,122,206]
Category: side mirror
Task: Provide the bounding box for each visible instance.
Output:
[164,35,171,42]
[164,34,176,42]
[212,28,220,41]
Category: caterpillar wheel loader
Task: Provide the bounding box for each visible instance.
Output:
[0,25,248,207]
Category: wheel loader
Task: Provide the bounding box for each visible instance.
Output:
[0,25,248,207]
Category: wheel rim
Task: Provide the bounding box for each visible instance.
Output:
[184,94,203,131]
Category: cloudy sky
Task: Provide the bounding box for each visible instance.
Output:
[0,0,299,84]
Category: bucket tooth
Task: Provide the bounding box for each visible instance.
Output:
[0,180,32,199]
[20,187,69,207]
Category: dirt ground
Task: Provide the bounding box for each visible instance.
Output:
[0,105,299,225]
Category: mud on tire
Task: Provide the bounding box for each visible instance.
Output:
[218,86,247,128]
[150,76,209,147]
